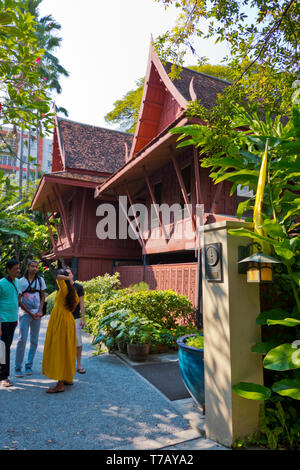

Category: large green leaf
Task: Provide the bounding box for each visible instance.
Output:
[0,12,13,25]
[267,318,300,327]
[251,341,279,354]
[264,344,300,371]
[272,379,300,400]
[274,245,295,263]
[262,220,285,239]
[256,308,289,325]
[228,227,281,247]
[237,199,254,219]
[233,382,271,400]
[0,227,28,238]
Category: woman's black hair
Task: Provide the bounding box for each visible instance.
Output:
[5,259,20,271]
[56,269,77,312]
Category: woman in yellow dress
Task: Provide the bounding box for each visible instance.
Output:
[42,269,79,393]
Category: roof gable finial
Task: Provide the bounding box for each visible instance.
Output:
[189,77,197,101]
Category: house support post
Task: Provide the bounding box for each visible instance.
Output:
[115,190,144,249]
[143,166,169,240]
[77,188,87,249]
[71,257,78,281]
[193,146,202,206]
[169,147,196,232]
[53,185,74,250]
[125,182,146,251]
[43,206,56,252]
[47,197,63,247]
[202,221,263,447]
[142,254,147,282]
[210,182,224,215]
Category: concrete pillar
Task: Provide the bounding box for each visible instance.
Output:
[202,221,263,447]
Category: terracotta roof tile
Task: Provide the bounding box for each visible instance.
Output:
[57,118,133,173]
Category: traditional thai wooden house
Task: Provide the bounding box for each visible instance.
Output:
[31,116,141,280]
[31,42,247,318]
[96,42,245,317]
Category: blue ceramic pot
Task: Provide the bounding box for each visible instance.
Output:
[177,334,205,407]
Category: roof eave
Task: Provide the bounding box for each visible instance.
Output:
[97,114,202,198]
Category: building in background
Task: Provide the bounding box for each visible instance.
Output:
[0,126,52,180]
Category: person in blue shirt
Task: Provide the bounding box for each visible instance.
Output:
[0,259,21,388]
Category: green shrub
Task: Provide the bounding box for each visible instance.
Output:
[45,291,56,315]
[98,289,194,329]
[80,272,121,299]
[127,281,150,292]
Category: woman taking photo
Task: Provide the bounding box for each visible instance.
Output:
[42,269,79,393]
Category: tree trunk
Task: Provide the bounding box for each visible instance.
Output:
[18,127,24,199]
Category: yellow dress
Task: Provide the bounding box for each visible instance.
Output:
[42,280,78,383]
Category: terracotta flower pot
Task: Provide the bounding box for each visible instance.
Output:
[127,343,150,362]
[151,343,169,354]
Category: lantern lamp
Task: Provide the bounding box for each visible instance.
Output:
[238,244,281,283]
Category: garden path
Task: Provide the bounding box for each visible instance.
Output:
[0,316,226,450]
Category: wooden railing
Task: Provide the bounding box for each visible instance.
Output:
[114,262,198,307]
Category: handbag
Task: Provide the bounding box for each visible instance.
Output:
[0,339,6,364]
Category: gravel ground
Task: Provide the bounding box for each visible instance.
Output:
[0,316,196,450]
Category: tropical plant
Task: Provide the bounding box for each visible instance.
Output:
[116,315,161,345]
[92,308,131,350]
[27,0,69,96]
[0,0,54,133]
[93,307,162,349]
[172,104,300,406]
[0,174,54,275]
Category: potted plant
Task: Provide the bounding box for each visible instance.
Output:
[150,328,174,354]
[117,316,160,362]
[177,333,205,409]
[93,308,131,351]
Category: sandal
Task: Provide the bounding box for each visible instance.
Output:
[77,368,86,374]
[46,386,64,394]
[63,381,73,385]
[1,379,13,387]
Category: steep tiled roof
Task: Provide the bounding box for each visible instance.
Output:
[163,62,231,109]
[57,118,134,174]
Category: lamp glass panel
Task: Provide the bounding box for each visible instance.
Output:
[247,263,260,282]
[261,263,273,282]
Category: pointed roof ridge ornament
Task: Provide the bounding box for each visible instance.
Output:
[53,107,66,171]
[124,142,129,162]
[189,77,197,101]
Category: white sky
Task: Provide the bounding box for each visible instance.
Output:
[39,0,230,130]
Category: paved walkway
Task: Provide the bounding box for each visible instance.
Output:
[0,316,227,450]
